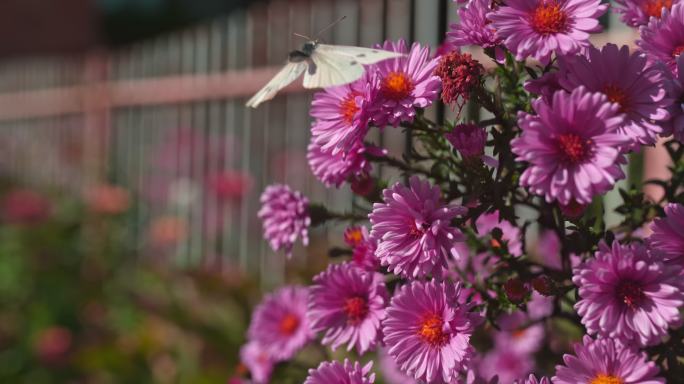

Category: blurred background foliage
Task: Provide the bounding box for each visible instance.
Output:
[0,180,265,383]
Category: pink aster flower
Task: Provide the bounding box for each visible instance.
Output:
[615,0,680,27]
[477,346,535,384]
[494,312,545,354]
[663,55,684,141]
[448,0,502,50]
[307,140,384,188]
[308,263,388,354]
[511,87,628,205]
[488,0,607,64]
[648,203,684,264]
[382,281,478,383]
[446,123,487,159]
[369,176,467,278]
[514,375,551,384]
[557,44,670,147]
[573,241,684,347]
[239,342,273,384]
[257,184,310,257]
[378,348,417,384]
[553,336,665,384]
[344,226,380,271]
[310,74,377,154]
[247,285,313,361]
[305,359,375,384]
[637,3,684,74]
[475,210,523,256]
[524,71,563,103]
[371,39,441,127]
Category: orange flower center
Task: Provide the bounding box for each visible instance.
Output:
[343,296,369,324]
[344,227,364,247]
[408,220,429,238]
[590,374,623,384]
[279,313,300,335]
[512,328,527,339]
[641,0,673,18]
[616,281,645,309]
[530,1,568,35]
[381,71,414,100]
[673,44,684,58]
[490,238,502,249]
[602,83,630,112]
[417,313,449,346]
[340,92,360,124]
[557,133,590,164]
[235,362,249,376]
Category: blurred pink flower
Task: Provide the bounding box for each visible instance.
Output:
[2,189,51,225]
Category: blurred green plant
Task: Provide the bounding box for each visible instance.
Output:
[0,181,257,383]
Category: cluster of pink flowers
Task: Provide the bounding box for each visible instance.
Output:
[307,38,442,189]
[245,0,684,382]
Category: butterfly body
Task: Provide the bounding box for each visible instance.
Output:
[245,41,403,108]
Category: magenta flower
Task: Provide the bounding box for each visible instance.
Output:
[515,375,551,384]
[247,285,313,361]
[573,241,684,347]
[524,71,563,102]
[557,44,670,147]
[493,312,544,354]
[511,87,628,205]
[615,0,680,27]
[446,123,487,159]
[371,39,441,127]
[307,140,383,188]
[369,176,467,278]
[637,3,684,75]
[477,346,534,384]
[488,0,607,64]
[378,348,418,384]
[344,226,380,271]
[648,203,684,265]
[308,263,387,354]
[304,359,375,384]
[382,281,478,383]
[475,211,523,256]
[257,184,310,257]
[553,336,665,384]
[310,74,377,155]
[448,0,502,50]
[663,55,684,142]
[239,342,273,384]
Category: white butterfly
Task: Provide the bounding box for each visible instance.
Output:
[245,41,403,108]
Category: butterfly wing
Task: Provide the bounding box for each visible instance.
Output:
[315,44,404,64]
[303,48,365,89]
[245,61,307,108]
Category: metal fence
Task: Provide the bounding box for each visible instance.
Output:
[0,0,638,286]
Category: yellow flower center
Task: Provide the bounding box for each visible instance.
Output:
[590,373,623,384]
[345,227,364,247]
[417,313,449,346]
[381,71,414,100]
[340,92,360,124]
[530,1,568,35]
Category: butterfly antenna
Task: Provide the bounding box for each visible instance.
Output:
[293,32,312,40]
[314,15,347,39]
